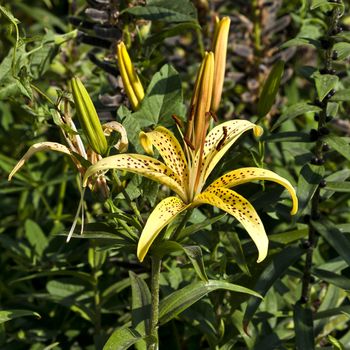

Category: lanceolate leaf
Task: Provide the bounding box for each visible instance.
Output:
[257,60,285,118]
[103,327,144,350]
[294,303,315,350]
[0,310,40,324]
[122,0,198,23]
[271,102,321,131]
[312,219,350,267]
[129,271,151,338]
[324,135,350,162]
[159,280,261,325]
[296,164,324,218]
[243,246,304,327]
[183,245,208,282]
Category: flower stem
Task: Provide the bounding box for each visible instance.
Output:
[148,256,161,350]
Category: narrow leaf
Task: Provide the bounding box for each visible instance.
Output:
[271,102,321,131]
[324,135,350,162]
[159,280,261,325]
[296,164,324,218]
[129,271,151,337]
[0,309,40,324]
[103,327,143,350]
[258,60,285,118]
[243,246,304,327]
[294,303,315,350]
[312,219,350,267]
[183,246,208,282]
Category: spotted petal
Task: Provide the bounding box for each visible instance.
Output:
[83,154,186,200]
[8,142,73,181]
[137,196,190,262]
[143,126,188,186]
[193,187,268,263]
[207,167,298,215]
[200,120,263,183]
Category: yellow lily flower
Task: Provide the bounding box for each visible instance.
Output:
[83,50,298,263]
[83,121,297,263]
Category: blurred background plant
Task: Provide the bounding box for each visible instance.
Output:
[1,0,350,349]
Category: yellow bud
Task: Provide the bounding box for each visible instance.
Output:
[71,77,108,156]
[211,16,230,113]
[191,51,215,151]
[253,125,264,138]
[139,131,154,155]
[116,42,144,110]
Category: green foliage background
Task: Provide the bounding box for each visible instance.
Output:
[1,0,350,349]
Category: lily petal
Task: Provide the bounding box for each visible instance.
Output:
[83,154,186,200]
[207,167,298,215]
[199,120,263,185]
[137,196,190,262]
[102,121,129,153]
[8,142,73,181]
[193,187,268,263]
[143,126,188,185]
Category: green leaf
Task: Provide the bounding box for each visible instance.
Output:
[296,164,325,218]
[269,228,308,244]
[315,306,350,320]
[183,246,208,282]
[330,89,350,101]
[123,0,198,23]
[312,268,350,290]
[271,102,321,131]
[257,60,285,118]
[312,71,339,101]
[123,64,184,148]
[333,42,350,60]
[25,219,48,257]
[177,213,226,240]
[335,31,350,41]
[46,279,86,298]
[312,219,350,267]
[328,335,345,350]
[145,22,200,47]
[294,303,315,350]
[281,37,320,49]
[159,280,261,325]
[324,181,350,193]
[103,327,143,350]
[243,246,304,327]
[0,309,40,324]
[263,131,310,143]
[326,101,339,117]
[129,271,151,339]
[311,0,343,10]
[324,135,350,162]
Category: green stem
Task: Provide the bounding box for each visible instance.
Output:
[172,208,193,241]
[148,256,161,350]
[55,163,68,222]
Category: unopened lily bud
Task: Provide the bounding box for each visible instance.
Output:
[116,42,144,110]
[253,125,264,137]
[191,51,215,150]
[139,131,154,155]
[211,16,230,113]
[71,77,108,156]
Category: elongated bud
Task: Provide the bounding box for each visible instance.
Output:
[211,16,230,113]
[187,51,214,151]
[71,77,108,156]
[116,42,144,110]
